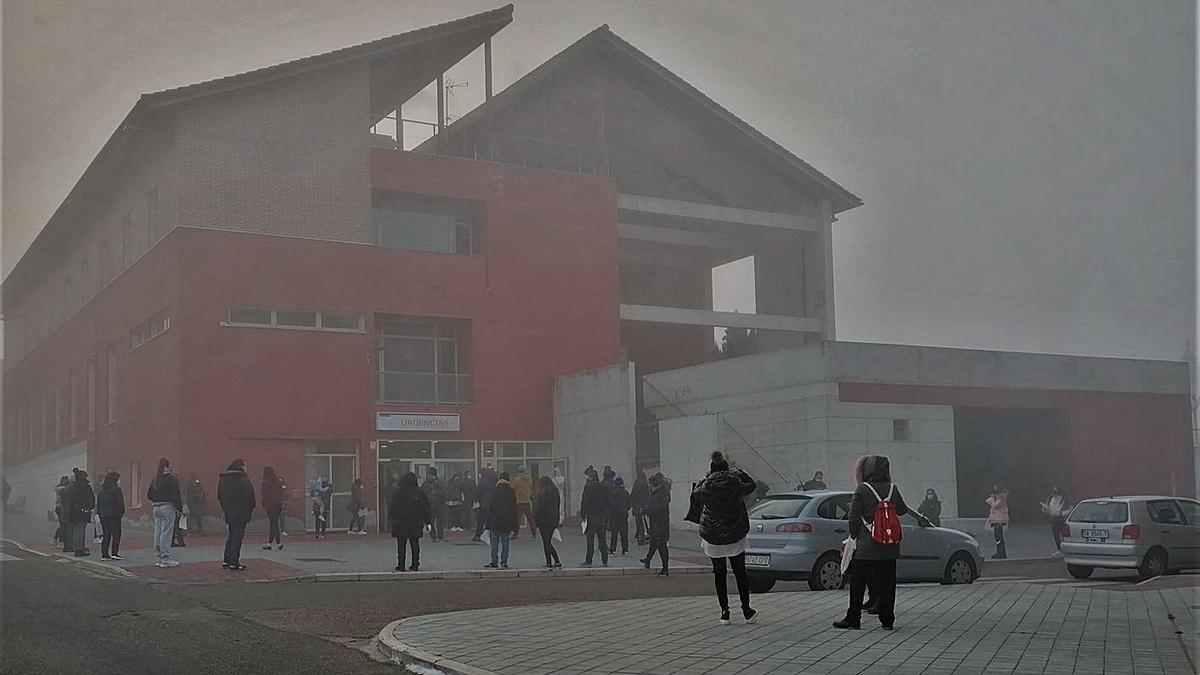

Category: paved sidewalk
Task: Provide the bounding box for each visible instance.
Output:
[381,583,1198,675]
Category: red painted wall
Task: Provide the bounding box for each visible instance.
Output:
[165,151,622,519]
[839,382,1195,502]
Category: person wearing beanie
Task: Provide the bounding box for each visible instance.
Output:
[579,467,610,566]
[96,472,126,560]
[66,468,96,557]
[690,451,758,626]
[607,476,632,556]
[640,472,672,575]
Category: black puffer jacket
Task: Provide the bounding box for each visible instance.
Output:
[217,466,257,524]
[848,455,909,561]
[66,479,96,524]
[644,482,671,541]
[389,474,431,539]
[533,486,561,532]
[693,469,756,546]
[486,480,519,532]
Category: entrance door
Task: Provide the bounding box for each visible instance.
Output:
[305,453,358,531]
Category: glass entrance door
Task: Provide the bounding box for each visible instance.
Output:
[305,453,358,531]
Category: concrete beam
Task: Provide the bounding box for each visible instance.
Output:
[620,304,824,332]
[618,193,820,232]
[617,223,743,249]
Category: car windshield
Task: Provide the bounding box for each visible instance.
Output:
[1068,501,1129,523]
[749,495,813,520]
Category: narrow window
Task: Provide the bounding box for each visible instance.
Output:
[130,462,142,508]
[106,345,118,424]
[228,307,272,325]
[147,186,161,243]
[86,359,97,432]
[892,419,910,442]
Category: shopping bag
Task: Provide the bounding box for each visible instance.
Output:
[553,528,563,542]
[479,530,490,546]
[839,536,856,574]
[580,519,588,535]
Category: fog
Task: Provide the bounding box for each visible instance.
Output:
[3,0,1194,362]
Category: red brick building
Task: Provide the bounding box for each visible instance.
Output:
[2,7,857,528]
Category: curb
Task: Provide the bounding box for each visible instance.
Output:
[377,618,498,675]
[1,537,135,579]
[298,565,707,583]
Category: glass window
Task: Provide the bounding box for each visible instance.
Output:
[373,192,482,256]
[1068,501,1130,524]
[749,495,812,520]
[1147,500,1186,525]
[482,442,496,458]
[437,339,457,373]
[435,441,476,459]
[382,337,436,372]
[130,324,147,350]
[229,307,271,325]
[130,462,142,508]
[380,441,432,459]
[150,311,170,338]
[378,317,470,404]
[526,442,553,458]
[1177,500,1200,526]
[320,312,361,330]
[276,309,317,327]
[105,345,117,424]
[497,442,525,458]
[86,360,96,432]
[892,419,910,441]
[816,495,852,520]
[378,319,435,337]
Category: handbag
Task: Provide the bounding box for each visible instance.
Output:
[684,484,704,524]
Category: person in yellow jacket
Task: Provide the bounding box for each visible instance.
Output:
[511,466,537,540]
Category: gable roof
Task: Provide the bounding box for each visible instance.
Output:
[5,5,514,288]
[429,24,862,213]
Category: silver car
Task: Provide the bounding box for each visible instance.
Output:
[743,491,985,593]
[1061,496,1200,580]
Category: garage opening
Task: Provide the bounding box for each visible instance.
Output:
[953,407,1070,523]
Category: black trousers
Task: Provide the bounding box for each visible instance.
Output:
[224,521,247,565]
[992,524,1007,558]
[474,508,489,538]
[585,523,608,564]
[172,512,186,546]
[646,537,669,569]
[609,516,629,553]
[712,553,752,614]
[539,528,560,565]
[846,559,897,627]
[396,536,420,569]
[100,516,122,557]
[267,505,283,544]
[634,509,647,540]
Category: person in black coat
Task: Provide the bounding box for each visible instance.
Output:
[485,473,518,568]
[579,467,610,566]
[217,459,256,571]
[835,455,910,631]
[96,472,126,560]
[640,472,671,575]
[473,465,498,542]
[631,470,650,545]
[608,477,632,555]
[690,452,758,625]
[147,458,183,567]
[532,475,562,568]
[388,472,431,571]
[65,468,96,556]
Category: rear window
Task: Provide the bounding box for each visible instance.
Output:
[749,495,812,520]
[1068,501,1129,524]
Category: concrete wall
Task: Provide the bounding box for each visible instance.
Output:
[659,413,719,530]
[3,441,87,522]
[553,362,637,514]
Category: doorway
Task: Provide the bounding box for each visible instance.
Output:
[304,446,359,532]
[953,407,1070,523]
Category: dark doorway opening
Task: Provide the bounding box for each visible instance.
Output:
[953,407,1070,523]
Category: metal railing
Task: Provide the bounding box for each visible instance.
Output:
[369,114,611,177]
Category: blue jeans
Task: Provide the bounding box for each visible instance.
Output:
[489,529,511,565]
[152,503,176,561]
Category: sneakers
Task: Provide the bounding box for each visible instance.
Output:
[719,610,731,626]
[640,558,651,569]
[395,565,404,572]
[110,554,123,561]
[155,559,180,568]
[101,555,112,560]
[277,544,284,551]
[657,568,670,577]
[744,609,758,624]
[484,562,498,569]
[832,620,860,630]
[500,563,509,569]
[262,545,272,551]
[579,561,593,567]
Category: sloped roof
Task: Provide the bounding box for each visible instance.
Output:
[430,24,862,213]
[5,5,514,288]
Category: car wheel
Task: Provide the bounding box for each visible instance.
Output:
[1066,564,1093,580]
[808,552,842,591]
[1137,548,1167,581]
[747,572,776,594]
[941,552,975,585]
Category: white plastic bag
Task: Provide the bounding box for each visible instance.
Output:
[553,528,563,542]
[580,519,588,535]
[479,530,490,546]
[840,536,856,574]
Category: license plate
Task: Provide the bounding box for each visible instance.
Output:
[745,554,770,567]
[1082,528,1109,542]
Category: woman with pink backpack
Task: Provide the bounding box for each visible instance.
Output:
[834,455,911,631]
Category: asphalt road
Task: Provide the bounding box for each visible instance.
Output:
[2,540,1191,674]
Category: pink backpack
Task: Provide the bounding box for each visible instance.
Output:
[864,483,903,545]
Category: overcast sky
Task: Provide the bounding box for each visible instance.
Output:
[3,0,1194,361]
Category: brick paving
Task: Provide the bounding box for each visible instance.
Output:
[384,583,1198,674]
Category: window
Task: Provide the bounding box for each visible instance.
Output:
[56,381,68,442]
[149,311,170,338]
[69,370,80,437]
[1177,500,1200,526]
[105,345,117,424]
[130,462,142,508]
[373,191,483,255]
[147,186,161,242]
[892,419,910,441]
[816,495,852,520]
[1147,500,1186,525]
[379,440,433,459]
[1068,501,1129,524]
[86,360,97,432]
[130,323,148,350]
[749,495,813,520]
[378,317,471,404]
[225,307,363,332]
